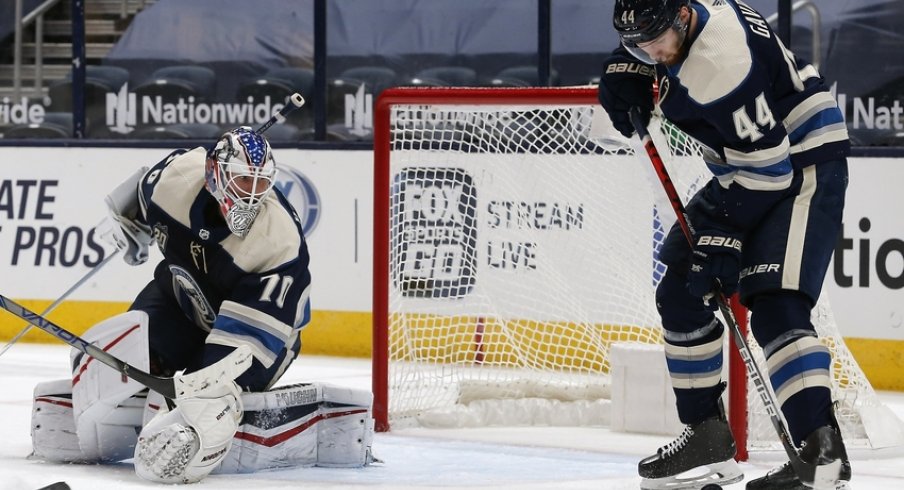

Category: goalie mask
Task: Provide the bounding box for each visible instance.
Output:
[613,0,690,65]
[205,127,278,237]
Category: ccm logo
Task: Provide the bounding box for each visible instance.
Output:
[697,236,742,251]
[605,63,655,77]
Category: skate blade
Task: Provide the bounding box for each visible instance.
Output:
[640,459,743,489]
[808,459,843,490]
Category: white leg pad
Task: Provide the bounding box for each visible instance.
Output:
[216,383,375,473]
[70,310,149,462]
[318,384,375,468]
[31,379,84,462]
[31,379,147,463]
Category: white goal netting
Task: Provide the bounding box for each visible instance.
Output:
[373,87,904,454]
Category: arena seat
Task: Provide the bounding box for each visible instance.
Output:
[337,66,398,93]
[406,66,478,87]
[134,65,217,103]
[3,112,73,139]
[47,65,131,136]
[236,67,315,131]
[130,123,222,140]
[490,66,561,87]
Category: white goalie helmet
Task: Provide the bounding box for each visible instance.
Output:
[205,127,278,237]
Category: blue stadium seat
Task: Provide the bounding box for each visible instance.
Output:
[130,123,222,140]
[407,66,478,87]
[134,65,217,103]
[47,65,131,136]
[3,112,73,139]
[490,66,561,87]
[237,67,315,131]
[337,66,398,93]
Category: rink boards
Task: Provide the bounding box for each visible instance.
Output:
[0,147,902,389]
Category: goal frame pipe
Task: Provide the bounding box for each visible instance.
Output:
[371,87,749,452]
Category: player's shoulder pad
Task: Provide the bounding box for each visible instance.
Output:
[678,0,752,105]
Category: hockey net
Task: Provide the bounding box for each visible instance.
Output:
[371,87,904,457]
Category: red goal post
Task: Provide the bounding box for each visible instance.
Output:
[371,86,902,459]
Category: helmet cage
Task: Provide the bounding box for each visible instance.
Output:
[205,128,278,237]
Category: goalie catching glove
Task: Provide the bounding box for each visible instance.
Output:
[687,231,743,307]
[135,369,247,484]
[100,167,154,265]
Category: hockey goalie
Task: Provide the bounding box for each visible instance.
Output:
[29,127,376,483]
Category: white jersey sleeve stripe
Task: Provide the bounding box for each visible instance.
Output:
[789,123,849,155]
[219,301,295,342]
[784,92,840,134]
[205,332,278,368]
[714,170,792,190]
[294,284,312,329]
[723,136,791,168]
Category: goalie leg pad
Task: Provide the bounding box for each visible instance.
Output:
[318,384,376,468]
[135,381,242,484]
[31,379,147,463]
[216,383,375,473]
[71,310,150,462]
[31,379,84,463]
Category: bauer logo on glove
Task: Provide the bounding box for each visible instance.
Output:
[696,235,742,252]
[687,232,743,300]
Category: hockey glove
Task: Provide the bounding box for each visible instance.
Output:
[101,213,153,266]
[598,47,656,138]
[102,167,153,266]
[687,231,743,307]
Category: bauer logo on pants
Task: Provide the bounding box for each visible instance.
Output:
[391,168,477,298]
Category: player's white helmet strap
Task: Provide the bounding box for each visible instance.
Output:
[205,127,278,237]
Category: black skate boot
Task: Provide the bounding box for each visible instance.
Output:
[639,405,742,489]
[746,424,851,490]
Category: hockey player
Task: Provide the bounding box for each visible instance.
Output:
[29,127,375,483]
[599,1,850,489]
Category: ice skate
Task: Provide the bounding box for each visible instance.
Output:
[639,407,742,489]
[747,424,850,490]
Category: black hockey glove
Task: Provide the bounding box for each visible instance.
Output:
[598,47,656,138]
[687,231,743,308]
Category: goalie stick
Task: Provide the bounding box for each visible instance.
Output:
[628,108,841,488]
[0,294,251,400]
[256,92,305,135]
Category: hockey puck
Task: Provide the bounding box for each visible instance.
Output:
[701,485,722,490]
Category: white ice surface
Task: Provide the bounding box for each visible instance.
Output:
[2,343,903,489]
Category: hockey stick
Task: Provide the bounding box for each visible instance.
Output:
[0,294,251,400]
[255,92,305,135]
[628,108,833,486]
[0,248,120,359]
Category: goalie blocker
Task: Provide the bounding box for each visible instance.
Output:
[31,312,376,475]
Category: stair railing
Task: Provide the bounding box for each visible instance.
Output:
[765,0,822,70]
[13,0,64,100]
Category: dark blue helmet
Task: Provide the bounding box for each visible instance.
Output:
[613,0,689,47]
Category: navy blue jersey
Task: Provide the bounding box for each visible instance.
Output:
[135,147,312,371]
[655,0,849,232]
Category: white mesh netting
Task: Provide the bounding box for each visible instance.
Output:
[376,88,904,453]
